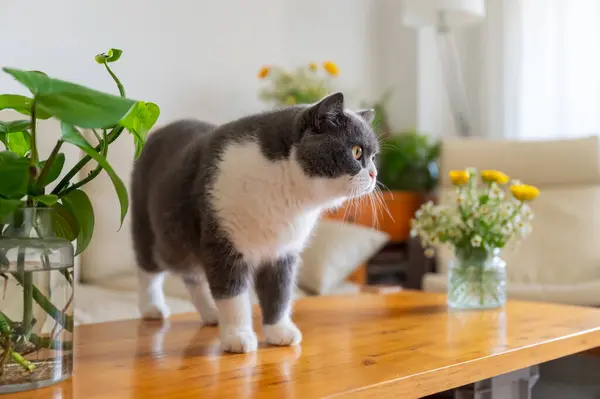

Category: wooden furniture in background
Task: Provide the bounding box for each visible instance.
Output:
[327,191,431,288]
[9,291,600,399]
[325,191,422,241]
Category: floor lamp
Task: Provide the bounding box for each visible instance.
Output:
[401,0,485,137]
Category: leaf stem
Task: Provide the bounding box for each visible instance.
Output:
[11,272,74,333]
[103,62,125,97]
[58,129,109,198]
[52,126,124,195]
[29,99,38,165]
[35,140,64,191]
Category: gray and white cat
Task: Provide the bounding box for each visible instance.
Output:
[131,92,379,353]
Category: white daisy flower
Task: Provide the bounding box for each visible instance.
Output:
[501,223,513,235]
[471,235,483,247]
[410,228,418,238]
[488,185,505,200]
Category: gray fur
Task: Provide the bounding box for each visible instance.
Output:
[255,254,297,325]
[131,92,378,326]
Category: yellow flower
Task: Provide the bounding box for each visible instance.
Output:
[510,184,540,201]
[481,170,509,184]
[284,96,297,105]
[449,170,470,186]
[308,62,318,71]
[257,66,270,79]
[323,61,339,76]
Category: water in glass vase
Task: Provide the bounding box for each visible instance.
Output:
[0,208,74,393]
[447,248,506,310]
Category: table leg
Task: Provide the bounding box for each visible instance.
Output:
[454,365,540,399]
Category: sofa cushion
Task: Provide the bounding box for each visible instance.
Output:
[440,136,600,187]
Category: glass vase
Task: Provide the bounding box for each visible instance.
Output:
[447,247,506,310]
[0,208,74,393]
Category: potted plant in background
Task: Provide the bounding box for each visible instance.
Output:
[257,61,339,106]
[0,49,159,393]
[411,169,539,309]
[375,129,440,241]
[326,91,441,242]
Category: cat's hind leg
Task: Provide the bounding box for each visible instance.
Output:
[183,269,219,326]
[138,268,170,320]
[131,202,170,320]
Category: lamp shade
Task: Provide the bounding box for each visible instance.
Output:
[401,0,485,28]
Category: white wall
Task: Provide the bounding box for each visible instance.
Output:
[3,0,408,280]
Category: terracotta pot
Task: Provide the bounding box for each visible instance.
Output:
[324,191,425,242]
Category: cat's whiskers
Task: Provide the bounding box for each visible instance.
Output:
[375,186,394,223]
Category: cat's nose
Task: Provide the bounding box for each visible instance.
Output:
[369,170,377,179]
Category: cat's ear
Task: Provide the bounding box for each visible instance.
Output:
[307,92,345,130]
[356,109,375,125]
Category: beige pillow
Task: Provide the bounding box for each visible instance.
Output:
[297,220,389,295]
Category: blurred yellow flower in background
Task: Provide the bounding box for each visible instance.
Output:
[284,96,296,105]
[258,66,271,79]
[449,170,470,186]
[481,170,509,184]
[323,61,339,76]
[309,62,318,71]
[510,184,540,201]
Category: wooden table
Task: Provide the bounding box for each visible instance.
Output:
[8,291,600,399]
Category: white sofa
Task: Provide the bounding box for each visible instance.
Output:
[424,136,600,306]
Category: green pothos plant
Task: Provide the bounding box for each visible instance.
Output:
[0,49,159,375]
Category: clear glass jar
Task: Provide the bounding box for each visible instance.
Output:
[447,247,506,309]
[0,207,74,393]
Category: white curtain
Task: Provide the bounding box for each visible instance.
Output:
[477,0,600,139]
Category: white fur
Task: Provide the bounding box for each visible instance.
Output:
[211,141,352,266]
[138,269,170,320]
[216,290,257,353]
[183,269,219,325]
[263,314,302,346]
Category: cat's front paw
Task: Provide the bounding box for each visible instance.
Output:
[140,302,170,321]
[220,329,258,353]
[263,321,302,346]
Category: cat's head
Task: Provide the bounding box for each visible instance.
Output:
[294,92,379,200]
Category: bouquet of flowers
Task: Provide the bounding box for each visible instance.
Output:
[257,61,339,106]
[410,168,540,308]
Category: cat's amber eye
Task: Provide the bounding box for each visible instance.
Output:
[352,146,363,160]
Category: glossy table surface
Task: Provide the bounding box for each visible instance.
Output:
[8,291,600,399]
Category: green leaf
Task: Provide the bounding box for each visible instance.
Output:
[3,68,136,129]
[38,153,65,187]
[95,48,123,64]
[0,198,22,219]
[0,151,29,198]
[62,189,94,255]
[120,101,160,158]
[0,120,30,134]
[51,202,79,242]
[60,122,128,225]
[0,94,51,119]
[6,131,30,157]
[34,194,59,206]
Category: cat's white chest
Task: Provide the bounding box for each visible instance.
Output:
[211,141,323,265]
